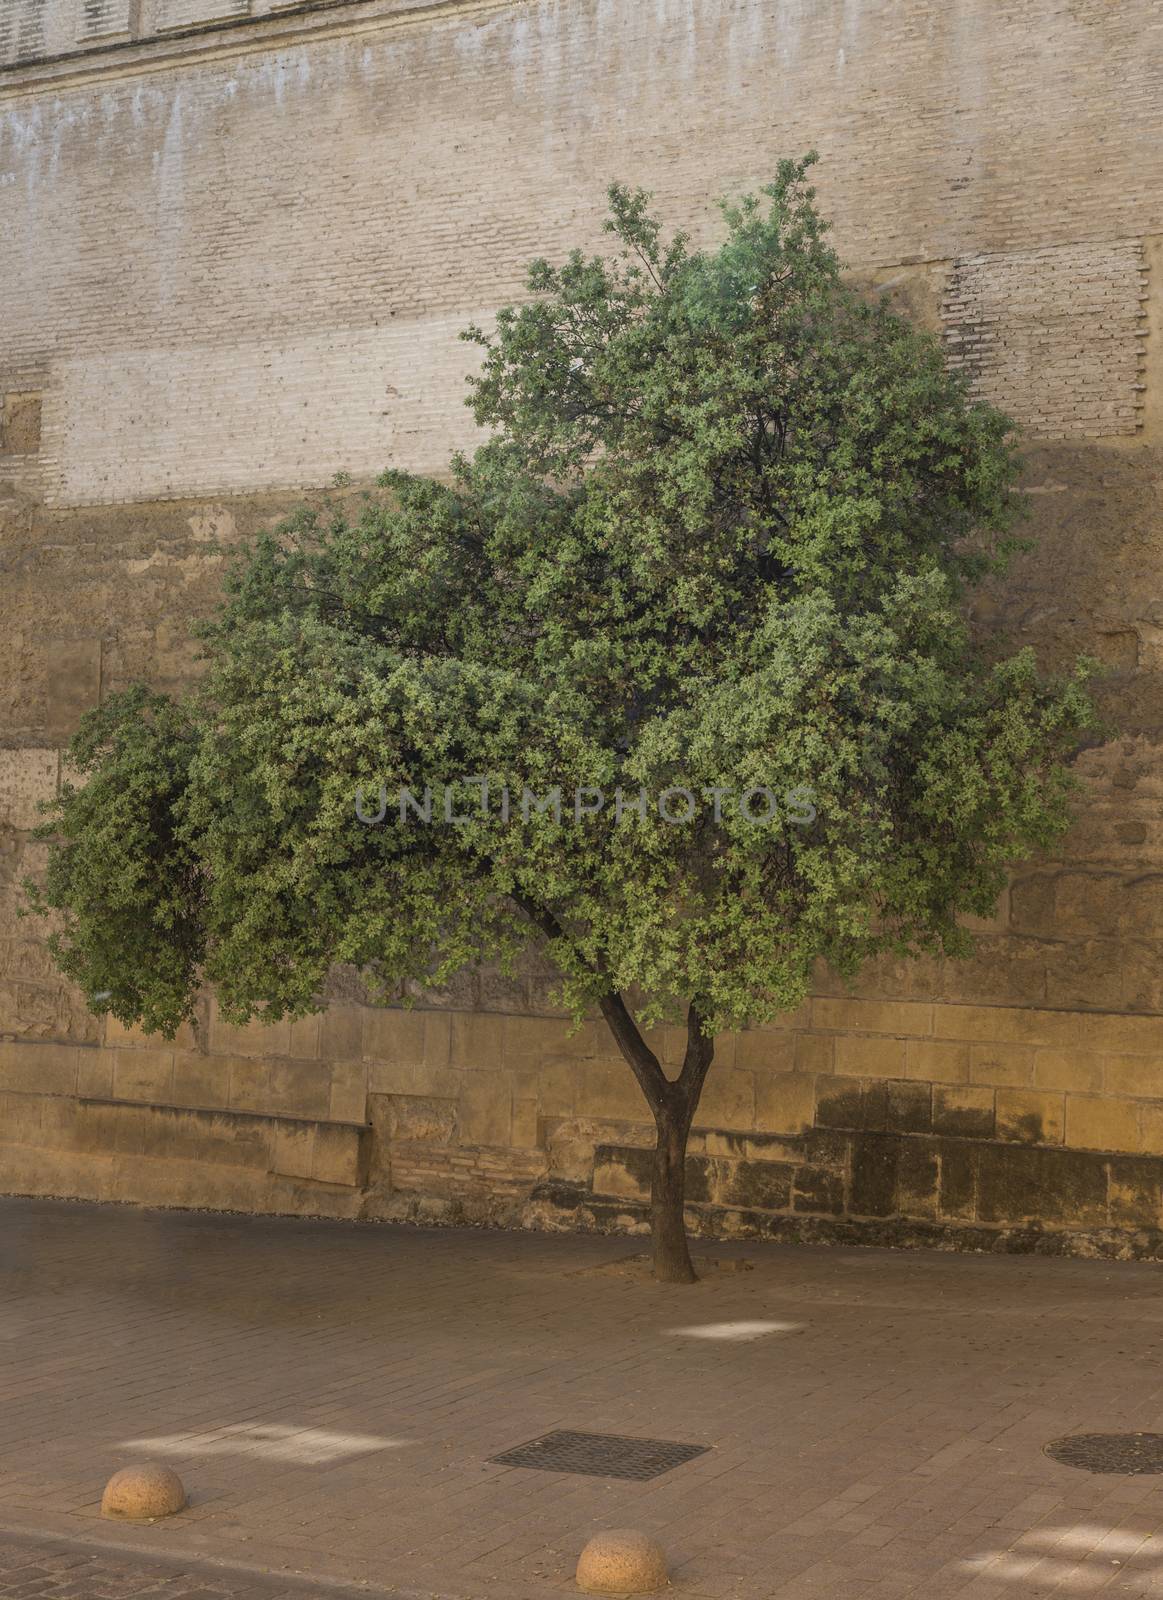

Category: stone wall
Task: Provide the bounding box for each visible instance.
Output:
[2,0,1162,1253]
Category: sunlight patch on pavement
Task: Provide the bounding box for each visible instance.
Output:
[120,1423,406,1464]
[665,1319,804,1341]
[960,1525,1157,1585]
[1018,1527,1153,1557]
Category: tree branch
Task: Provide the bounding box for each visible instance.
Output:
[677,1002,714,1104]
[509,891,669,1114]
[598,992,667,1114]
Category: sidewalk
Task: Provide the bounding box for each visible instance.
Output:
[2,1197,1163,1598]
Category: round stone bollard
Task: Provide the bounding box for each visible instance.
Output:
[101,1463,187,1521]
[576,1529,668,1594]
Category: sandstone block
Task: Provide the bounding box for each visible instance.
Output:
[1065,1094,1141,1153]
[995,1088,1065,1145]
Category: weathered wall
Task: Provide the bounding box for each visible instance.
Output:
[2,0,1163,1253]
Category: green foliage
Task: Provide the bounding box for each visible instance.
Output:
[29,156,1095,1038]
[26,688,203,1033]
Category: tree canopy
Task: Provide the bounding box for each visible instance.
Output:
[29,155,1095,1279]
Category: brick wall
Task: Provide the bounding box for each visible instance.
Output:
[1,0,1162,1250]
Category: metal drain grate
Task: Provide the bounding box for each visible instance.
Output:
[489,1429,709,1481]
[1045,1433,1163,1475]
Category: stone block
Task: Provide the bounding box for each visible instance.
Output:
[1010,870,1123,939]
[1121,876,1163,939]
[504,1014,596,1067]
[170,1051,229,1109]
[700,1130,748,1160]
[367,1056,416,1095]
[1108,1156,1163,1227]
[1044,941,1126,1011]
[593,1143,651,1201]
[735,1029,796,1073]
[995,1088,1064,1145]
[794,1034,834,1074]
[696,1068,755,1131]
[938,1143,978,1220]
[934,1004,1083,1050]
[816,1076,888,1132]
[288,1013,322,1059]
[1139,1105,1163,1156]
[105,1011,198,1051]
[208,1001,290,1058]
[163,1107,270,1169]
[718,1158,794,1212]
[0,748,57,831]
[375,1061,462,1100]
[801,1128,851,1170]
[904,1040,970,1083]
[969,1043,1035,1087]
[546,1127,599,1185]
[897,1139,939,1219]
[812,998,933,1037]
[0,1040,80,1095]
[932,1085,995,1139]
[38,1092,80,1143]
[271,1119,315,1181]
[511,1097,541,1149]
[976,1144,1107,1228]
[268,1057,329,1120]
[71,1099,123,1155]
[792,1163,844,1215]
[45,640,102,739]
[459,1075,511,1146]
[110,1102,152,1157]
[849,1133,899,1217]
[755,1072,816,1135]
[1034,1049,1103,1093]
[535,1059,577,1116]
[682,1154,716,1203]
[226,1055,271,1112]
[886,1078,932,1134]
[362,1005,422,1064]
[0,1143,113,1202]
[833,1036,908,1079]
[576,1060,651,1120]
[328,1059,368,1123]
[450,1011,504,1069]
[389,1093,457,1143]
[312,1123,366,1186]
[1065,1094,1141,1153]
[1081,1013,1163,1055]
[0,1089,43,1142]
[749,1000,810,1032]
[1103,1054,1163,1098]
[111,1047,173,1103]
[958,885,1011,935]
[319,1004,363,1062]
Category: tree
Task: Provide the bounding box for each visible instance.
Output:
[29,156,1094,1282]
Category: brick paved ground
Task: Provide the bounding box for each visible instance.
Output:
[0,1529,376,1598]
[3,1199,1163,1598]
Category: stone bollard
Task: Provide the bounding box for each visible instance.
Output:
[101,1463,187,1521]
[576,1529,669,1594]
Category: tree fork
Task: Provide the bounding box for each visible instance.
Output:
[599,995,714,1284]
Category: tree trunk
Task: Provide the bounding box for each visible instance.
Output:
[598,993,715,1284]
[651,1093,698,1283]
